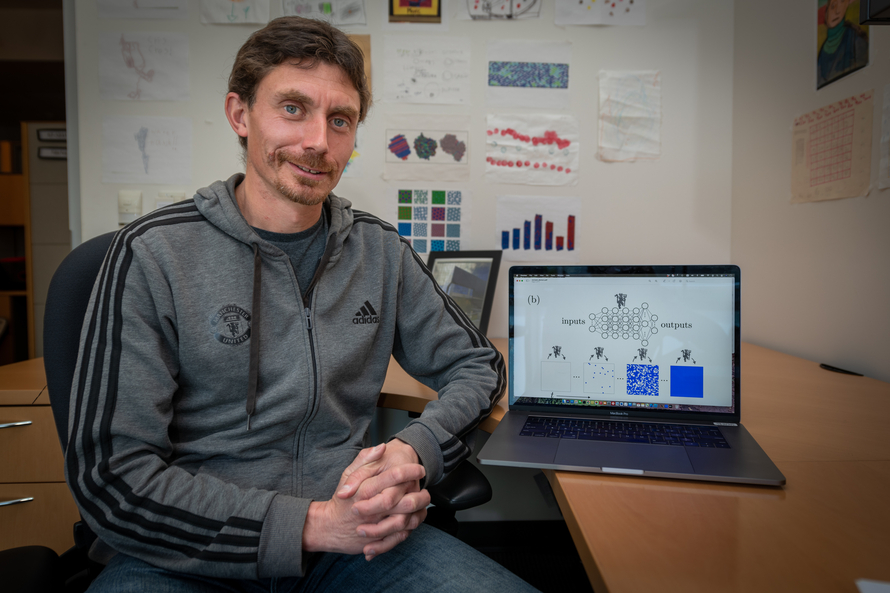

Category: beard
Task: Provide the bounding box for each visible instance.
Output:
[270,149,340,206]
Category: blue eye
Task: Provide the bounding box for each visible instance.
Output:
[332,118,347,128]
[285,105,298,114]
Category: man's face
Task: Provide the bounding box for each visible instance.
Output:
[238,61,360,207]
[825,0,849,28]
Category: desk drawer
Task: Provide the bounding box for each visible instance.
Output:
[0,406,65,483]
[0,482,80,554]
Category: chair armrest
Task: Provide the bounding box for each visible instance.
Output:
[427,460,492,511]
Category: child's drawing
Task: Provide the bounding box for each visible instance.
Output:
[99,32,189,101]
[119,35,155,100]
[199,0,270,24]
[386,130,469,165]
[467,0,540,20]
[282,0,367,26]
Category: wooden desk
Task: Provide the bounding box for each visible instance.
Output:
[378,341,890,592]
[0,358,81,554]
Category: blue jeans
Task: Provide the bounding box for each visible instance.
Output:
[86,524,539,593]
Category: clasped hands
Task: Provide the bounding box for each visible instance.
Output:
[302,439,431,561]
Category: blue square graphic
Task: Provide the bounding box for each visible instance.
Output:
[413,223,427,237]
[430,240,445,252]
[446,224,460,238]
[414,206,428,221]
[446,240,460,251]
[670,366,704,398]
[627,364,659,396]
[398,222,412,236]
[413,239,427,253]
[447,191,462,205]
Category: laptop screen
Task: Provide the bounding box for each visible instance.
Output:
[509,265,740,422]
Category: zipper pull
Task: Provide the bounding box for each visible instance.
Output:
[305,307,312,331]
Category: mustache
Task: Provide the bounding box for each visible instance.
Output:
[273,150,338,174]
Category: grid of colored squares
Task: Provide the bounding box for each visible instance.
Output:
[397,189,463,254]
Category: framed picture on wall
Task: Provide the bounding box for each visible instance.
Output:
[389,0,442,24]
[816,0,869,89]
[426,250,502,335]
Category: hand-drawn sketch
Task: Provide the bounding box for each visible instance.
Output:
[384,36,471,105]
[598,70,661,162]
[103,116,192,185]
[555,0,646,26]
[282,0,367,26]
[467,0,541,20]
[393,188,470,254]
[119,35,154,100]
[487,40,570,109]
[200,0,270,24]
[100,32,189,101]
[486,114,579,186]
[791,91,873,203]
[496,195,581,262]
[134,127,150,173]
[97,0,189,20]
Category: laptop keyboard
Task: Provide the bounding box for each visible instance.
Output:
[520,416,730,448]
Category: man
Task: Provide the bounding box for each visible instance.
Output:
[67,16,535,592]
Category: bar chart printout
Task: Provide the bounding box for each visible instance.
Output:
[496,195,581,262]
[501,214,575,252]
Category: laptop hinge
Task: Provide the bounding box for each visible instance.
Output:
[713,422,738,426]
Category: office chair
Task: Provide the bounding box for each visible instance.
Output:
[2,228,489,590]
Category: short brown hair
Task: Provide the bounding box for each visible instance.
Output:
[228,16,371,149]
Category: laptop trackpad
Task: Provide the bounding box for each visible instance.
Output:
[555,440,695,474]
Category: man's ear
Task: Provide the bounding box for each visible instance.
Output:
[225,92,249,142]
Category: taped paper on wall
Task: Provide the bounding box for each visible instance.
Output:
[880,83,890,190]
[282,0,366,26]
[392,187,471,254]
[103,116,192,185]
[97,0,189,19]
[791,91,873,203]
[99,32,189,101]
[554,0,645,26]
[598,70,661,162]
[384,116,470,181]
[486,114,579,186]
[200,0,269,24]
[384,36,471,105]
[487,40,571,109]
[496,195,581,262]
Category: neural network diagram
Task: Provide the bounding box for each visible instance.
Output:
[588,295,659,346]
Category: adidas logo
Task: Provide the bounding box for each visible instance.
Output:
[353,300,380,325]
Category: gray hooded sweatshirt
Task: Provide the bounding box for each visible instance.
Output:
[65,174,505,578]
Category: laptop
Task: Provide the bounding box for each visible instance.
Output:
[477,265,786,486]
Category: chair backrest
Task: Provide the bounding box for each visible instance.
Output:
[43,231,116,451]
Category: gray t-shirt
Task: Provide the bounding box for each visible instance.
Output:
[253,209,328,296]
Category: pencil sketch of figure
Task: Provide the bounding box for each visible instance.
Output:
[615,293,627,308]
[632,348,651,363]
[548,345,565,360]
[134,127,149,174]
[120,35,155,100]
[589,347,608,361]
[676,349,696,364]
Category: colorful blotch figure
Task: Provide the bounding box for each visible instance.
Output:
[487,61,569,89]
[413,133,438,160]
[388,134,411,160]
[817,0,868,89]
[440,134,466,162]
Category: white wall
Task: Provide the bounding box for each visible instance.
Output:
[732,1,890,382]
[73,0,735,341]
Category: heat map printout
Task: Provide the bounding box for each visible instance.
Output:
[511,275,734,408]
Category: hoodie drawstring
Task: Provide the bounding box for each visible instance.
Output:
[246,243,262,430]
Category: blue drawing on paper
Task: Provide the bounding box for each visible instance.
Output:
[134,126,149,173]
[488,61,569,89]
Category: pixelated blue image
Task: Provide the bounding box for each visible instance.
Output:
[670,366,704,398]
